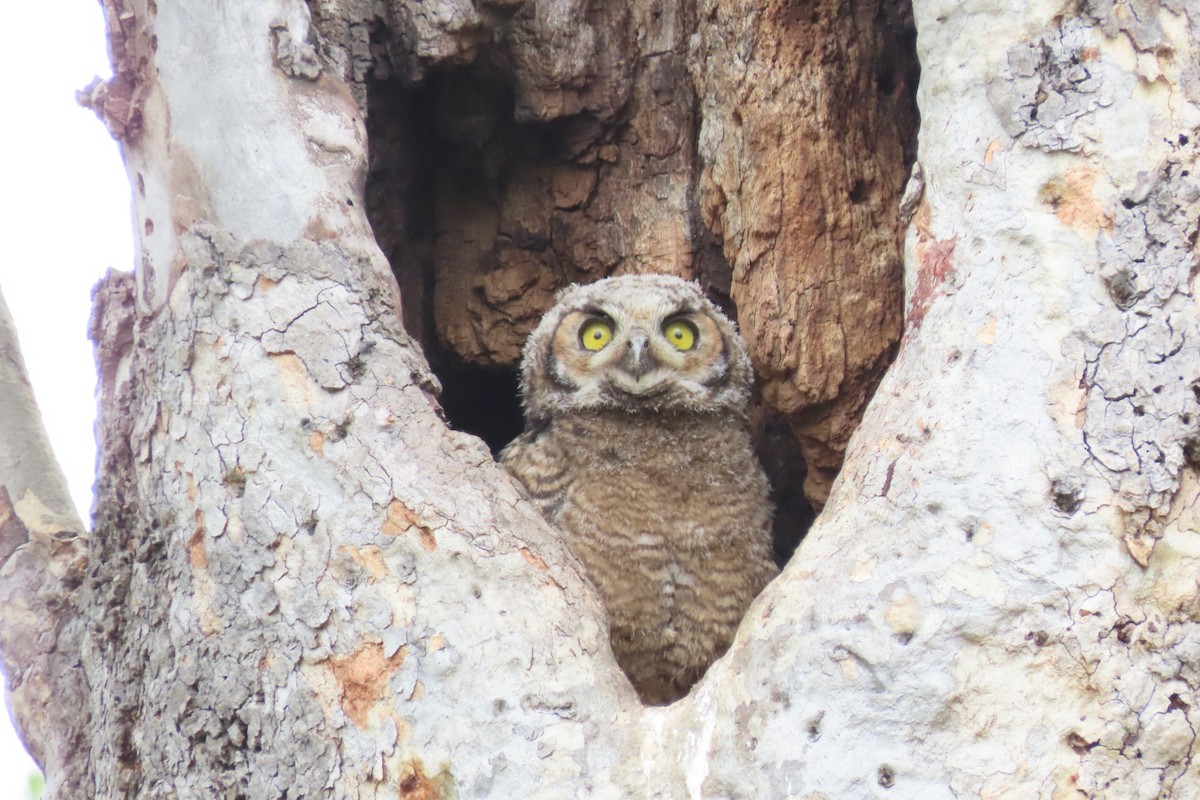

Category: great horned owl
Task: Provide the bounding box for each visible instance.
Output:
[501,274,777,704]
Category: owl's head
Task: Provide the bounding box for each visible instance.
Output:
[518,274,754,420]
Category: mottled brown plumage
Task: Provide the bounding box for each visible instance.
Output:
[501,275,776,704]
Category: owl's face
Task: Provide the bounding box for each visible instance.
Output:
[519,274,754,420]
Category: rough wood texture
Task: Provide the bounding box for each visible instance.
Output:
[357,0,698,367]
[692,0,919,505]
[80,232,637,798]
[315,0,919,509]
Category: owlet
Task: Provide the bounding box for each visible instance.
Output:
[501,274,777,704]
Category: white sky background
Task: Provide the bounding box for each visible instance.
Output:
[1,1,133,794]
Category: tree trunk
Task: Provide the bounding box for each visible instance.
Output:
[1,0,1197,797]
[0,288,89,798]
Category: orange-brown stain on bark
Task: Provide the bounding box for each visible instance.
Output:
[188,511,208,569]
[381,499,437,551]
[341,544,389,581]
[396,756,455,800]
[1039,168,1113,235]
[519,547,548,570]
[329,642,407,727]
[907,236,957,332]
[983,138,1003,165]
[302,214,340,241]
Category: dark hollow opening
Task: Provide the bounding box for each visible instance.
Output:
[365,62,535,459]
[360,0,920,566]
[752,404,817,565]
[436,364,525,455]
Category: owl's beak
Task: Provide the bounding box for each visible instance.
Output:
[622,331,655,381]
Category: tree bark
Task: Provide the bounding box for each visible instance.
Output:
[0,0,1197,798]
[0,289,89,799]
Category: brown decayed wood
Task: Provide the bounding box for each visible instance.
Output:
[692,0,918,504]
[335,0,917,507]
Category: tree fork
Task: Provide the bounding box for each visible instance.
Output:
[0,0,1197,798]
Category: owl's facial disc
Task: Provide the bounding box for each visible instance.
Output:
[572,316,667,394]
[525,275,752,420]
[590,317,697,398]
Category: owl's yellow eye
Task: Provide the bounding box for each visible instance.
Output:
[580,318,614,351]
[663,319,697,351]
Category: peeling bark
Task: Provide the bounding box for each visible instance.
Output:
[79,232,637,798]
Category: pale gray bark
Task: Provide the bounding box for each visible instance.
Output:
[1,0,1198,798]
[0,287,89,798]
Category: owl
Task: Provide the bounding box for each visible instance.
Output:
[501,274,777,704]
